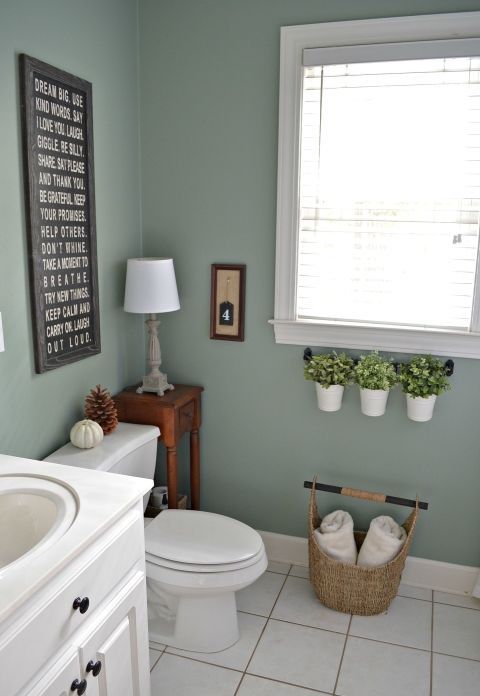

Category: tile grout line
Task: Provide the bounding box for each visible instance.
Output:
[239,673,331,694]
[159,650,244,675]
[149,653,162,673]
[149,644,167,673]
[432,649,480,664]
[234,570,291,695]
[433,599,480,612]
[267,568,292,576]
[332,614,352,696]
[339,631,431,654]
[397,593,436,603]
[238,610,350,638]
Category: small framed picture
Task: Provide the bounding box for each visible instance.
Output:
[210,263,246,341]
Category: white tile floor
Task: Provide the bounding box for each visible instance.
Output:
[149,563,480,695]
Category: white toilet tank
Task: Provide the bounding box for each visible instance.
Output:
[44,422,160,510]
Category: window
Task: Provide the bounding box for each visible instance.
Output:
[272,12,480,358]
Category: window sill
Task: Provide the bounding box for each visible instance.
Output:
[269,319,480,359]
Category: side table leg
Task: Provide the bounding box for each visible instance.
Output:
[166,447,178,509]
[190,429,200,510]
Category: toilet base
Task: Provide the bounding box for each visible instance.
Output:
[149,591,239,653]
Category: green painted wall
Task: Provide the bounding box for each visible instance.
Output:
[0,0,144,458]
[139,0,480,566]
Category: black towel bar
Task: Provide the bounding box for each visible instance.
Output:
[304,480,428,510]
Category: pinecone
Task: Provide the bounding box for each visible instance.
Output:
[84,385,118,435]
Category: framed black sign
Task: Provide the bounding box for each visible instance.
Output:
[20,55,100,373]
[210,263,246,341]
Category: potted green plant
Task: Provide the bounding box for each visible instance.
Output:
[304,352,355,411]
[398,354,451,422]
[354,351,397,416]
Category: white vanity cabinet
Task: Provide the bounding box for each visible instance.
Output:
[30,570,147,696]
[0,498,152,696]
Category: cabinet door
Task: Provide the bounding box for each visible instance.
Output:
[25,651,82,696]
[79,571,150,696]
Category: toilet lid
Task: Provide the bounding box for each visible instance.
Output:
[145,510,263,565]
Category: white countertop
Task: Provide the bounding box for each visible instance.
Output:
[0,453,152,625]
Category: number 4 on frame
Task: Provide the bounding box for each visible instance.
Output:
[210,264,246,341]
[219,301,234,326]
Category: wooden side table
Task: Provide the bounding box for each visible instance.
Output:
[114,385,203,510]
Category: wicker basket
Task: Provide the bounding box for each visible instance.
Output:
[308,477,419,615]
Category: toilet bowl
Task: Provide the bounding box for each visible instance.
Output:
[44,423,267,653]
[145,508,267,652]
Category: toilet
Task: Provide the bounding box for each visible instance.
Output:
[45,422,267,653]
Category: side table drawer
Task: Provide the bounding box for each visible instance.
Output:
[179,400,195,436]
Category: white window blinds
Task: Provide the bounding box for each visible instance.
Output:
[298,55,480,330]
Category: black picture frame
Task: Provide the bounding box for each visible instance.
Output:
[19,54,101,373]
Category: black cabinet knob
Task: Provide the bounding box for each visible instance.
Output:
[71,679,87,694]
[86,660,102,677]
[72,596,90,614]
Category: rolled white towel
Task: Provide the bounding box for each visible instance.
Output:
[357,515,407,567]
[314,510,357,565]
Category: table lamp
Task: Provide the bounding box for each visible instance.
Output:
[124,257,180,396]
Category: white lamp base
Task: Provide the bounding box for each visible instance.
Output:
[137,371,175,397]
[136,314,176,397]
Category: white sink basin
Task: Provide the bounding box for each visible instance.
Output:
[0,476,77,573]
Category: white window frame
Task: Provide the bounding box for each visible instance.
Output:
[271,11,480,358]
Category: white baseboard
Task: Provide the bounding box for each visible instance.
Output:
[258,530,479,597]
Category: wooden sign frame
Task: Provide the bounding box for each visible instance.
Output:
[20,54,100,373]
[210,263,246,341]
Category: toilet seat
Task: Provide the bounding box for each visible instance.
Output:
[145,509,263,571]
[145,545,266,573]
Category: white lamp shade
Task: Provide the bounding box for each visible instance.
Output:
[124,258,180,314]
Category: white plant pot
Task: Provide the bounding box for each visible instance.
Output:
[315,383,344,412]
[406,394,437,422]
[359,388,389,417]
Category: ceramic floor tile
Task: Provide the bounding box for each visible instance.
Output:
[247,618,344,693]
[433,603,480,660]
[237,674,331,695]
[150,653,241,696]
[289,565,309,579]
[336,636,430,696]
[434,590,480,611]
[236,571,285,616]
[267,560,291,574]
[149,648,162,670]
[432,653,480,696]
[166,612,266,671]
[397,584,432,601]
[271,576,350,633]
[350,595,432,650]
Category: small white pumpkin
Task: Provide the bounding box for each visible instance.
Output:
[70,419,104,449]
